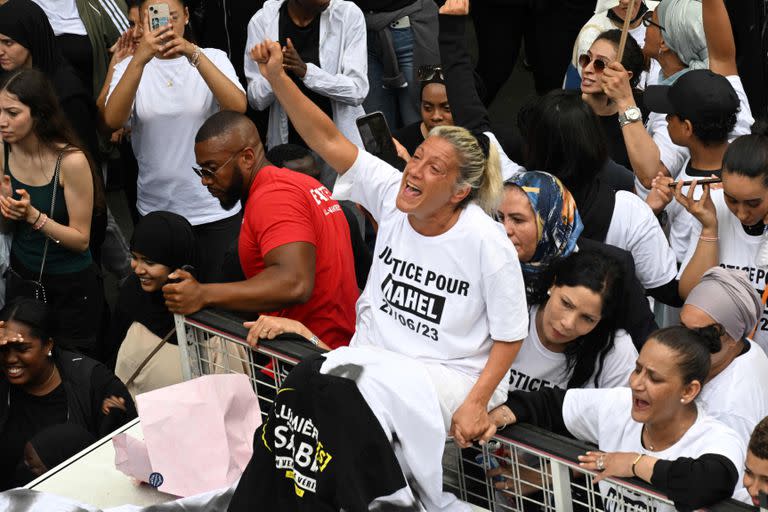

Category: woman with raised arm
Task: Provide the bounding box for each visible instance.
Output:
[247,37,529,509]
[103,0,246,282]
[491,326,744,511]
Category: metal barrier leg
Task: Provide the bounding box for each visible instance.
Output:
[175,314,193,381]
[550,460,574,512]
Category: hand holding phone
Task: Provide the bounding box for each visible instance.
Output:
[148,3,171,31]
[356,112,402,169]
[669,177,722,188]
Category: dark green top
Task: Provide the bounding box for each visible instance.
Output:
[4,147,92,275]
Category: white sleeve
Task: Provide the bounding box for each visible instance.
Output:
[727,75,755,139]
[607,192,677,289]
[244,13,276,111]
[331,149,401,222]
[483,237,529,342]
[562,388,618,445]
[302,6,368,105]
[486,132,524,181]
[647,113,689,176]
[206,49,246,102]
[596,331,637,389]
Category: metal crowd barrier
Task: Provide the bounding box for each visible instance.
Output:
[175,309,757,512]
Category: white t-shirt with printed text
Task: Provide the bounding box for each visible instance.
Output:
[564,387,745,512]
[107,50,244,225]
[332,150,530,381]
[509,306,637,392]
[679,189,768,355]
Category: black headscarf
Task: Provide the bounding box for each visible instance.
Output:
[108,213,197,356]
[0,0,98,159]
[0,0,60,75]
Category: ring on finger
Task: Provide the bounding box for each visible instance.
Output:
[596,455,605,471]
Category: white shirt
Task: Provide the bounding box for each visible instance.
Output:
[698,339,768,446]
[32,0,87,36]
[244,0,368,150]
[636,75,755,198]
[564,387,745,512]
[509,306,637,391]
[333,150,529,381]
[605,191,678,289]
[679,189,768,355]
[108,50,244,225]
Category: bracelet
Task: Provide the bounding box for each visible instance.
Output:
[188,45,201,68]
[631,453,644,477]
[30,209,42,226]
[32,213,48,231]
[699,235,719,242]
[307,334,320,346]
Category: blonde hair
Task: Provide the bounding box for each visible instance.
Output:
[429,125,503,214]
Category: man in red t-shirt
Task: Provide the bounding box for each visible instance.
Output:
[162,111,358,347]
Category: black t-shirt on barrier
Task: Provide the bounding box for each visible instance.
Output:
[279,3,334,148]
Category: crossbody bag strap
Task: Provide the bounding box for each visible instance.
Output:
[37,148,66,282]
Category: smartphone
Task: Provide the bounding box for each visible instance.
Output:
[167,264,195,284]
[356,112,401,169]
[670,177,722,187]
[148,3,171,31]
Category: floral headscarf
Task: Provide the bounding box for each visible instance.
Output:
[507,171,584,278]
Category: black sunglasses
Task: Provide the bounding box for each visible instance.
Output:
[578,54,609,72]
[642,11,665,31]
[417,65,444,82]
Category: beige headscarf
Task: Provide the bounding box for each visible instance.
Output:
[685,267,762,340]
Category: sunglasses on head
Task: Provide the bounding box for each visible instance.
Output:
[578,54,609,72]
[417,65,444,82]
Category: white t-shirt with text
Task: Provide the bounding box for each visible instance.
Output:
[333,150,529,381]
[509,306,637,391]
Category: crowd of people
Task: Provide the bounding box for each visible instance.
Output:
[2,0,768,509]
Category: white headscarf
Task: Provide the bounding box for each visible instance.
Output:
[656,0,709,70]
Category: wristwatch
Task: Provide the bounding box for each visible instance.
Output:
[619,106,642,127]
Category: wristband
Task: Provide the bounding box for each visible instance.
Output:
[631,453,643,477]
[32,213,48,231]
[699,235,719,242]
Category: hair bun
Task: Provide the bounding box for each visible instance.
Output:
[693,325,724,354]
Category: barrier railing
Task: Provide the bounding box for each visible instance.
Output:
[175,310,757,512]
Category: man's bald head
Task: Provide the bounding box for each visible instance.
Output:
[195,111,261,148]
